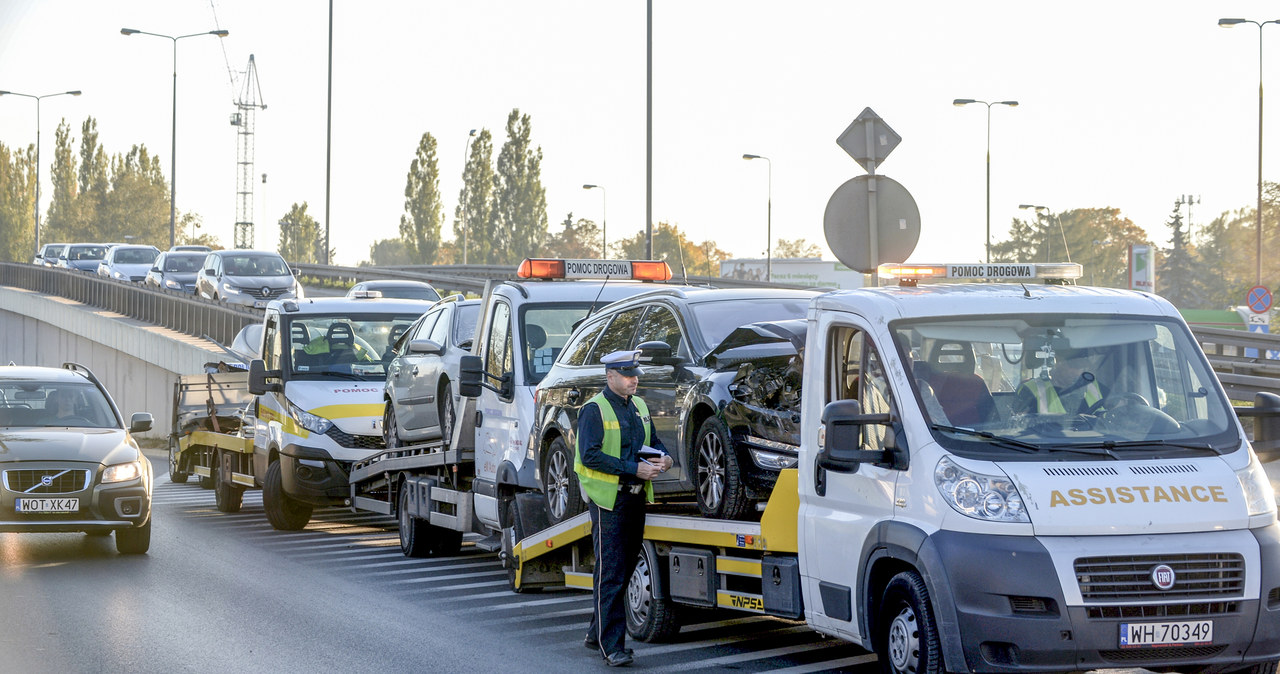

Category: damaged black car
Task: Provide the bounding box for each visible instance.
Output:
[531,287,814,521]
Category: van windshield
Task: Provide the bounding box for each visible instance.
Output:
[285,312,424,380]
[890,314,1240,456]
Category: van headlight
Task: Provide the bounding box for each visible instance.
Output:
[934,456,1029,523]
[103,460,142,483]
[289,401,332,434]
[1237,453,1277,517]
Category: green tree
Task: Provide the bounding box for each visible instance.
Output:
[0,142,36,262]
[490,109,547,264]
[1158,201,1209,309]
[99,145,168,247]
[400,132,444,263]
[366,237,416,266]
[278,202,324,264]
[177,212,220,249]
[774,238,823,258]
[991,207,1147,288]
[613,222,731,278]
[454,129,494,264]
[75,117,110,240]
[544,212,604,259]
[43,120,78,242]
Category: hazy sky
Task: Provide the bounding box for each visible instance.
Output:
[1,1,1278,268]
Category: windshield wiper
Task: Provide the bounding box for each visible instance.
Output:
[929,424,1040,453]
[1048,439,1224,455]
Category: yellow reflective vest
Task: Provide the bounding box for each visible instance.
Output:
[1021,378,1103,414]
[574,393,653,510]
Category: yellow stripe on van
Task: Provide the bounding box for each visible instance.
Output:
[310,403,385,419]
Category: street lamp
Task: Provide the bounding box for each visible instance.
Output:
[582,184,606,257]
[1219,17,1280,286]
[954,98,1019,264]
[0,89,81,257]
[742,153,772,281]
[120,26,229,250]
[1018,204,1072,264]
[460,128,476,264]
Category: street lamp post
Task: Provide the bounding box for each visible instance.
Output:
[0,89,81,257]
[742,154,772,281]
[120,27,229,250]
[954,99,1019,264]
[582,184,606,257]
[1219,17,1280,287]
[460,128,476,264]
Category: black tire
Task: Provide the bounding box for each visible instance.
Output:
[438,383,455,444]
[398,482,430,558]
[542,436,585,524]
[503,500,538,593]
[263,459,312,531]
[115,519,151,555]
[877,571,943,674]
[213,450,244,513]
[625,543,681,642]
[168,435,189,484]
[693,416,749,520]
[384,401,403,449]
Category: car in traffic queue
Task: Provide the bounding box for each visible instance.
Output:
[169,244,212,253]
[35,242,66,266]
[197,249,304,308]
[347,279,441,302]
[532,287,816,521]
[245,295,432,530]
[145,250,207,294]
[382,295,481,447]
[56,243,109,272]
[97,244,161,283]
[0,363,155,554]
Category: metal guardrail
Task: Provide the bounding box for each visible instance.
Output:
[0,263,260,347]
[1191,325,1280,400]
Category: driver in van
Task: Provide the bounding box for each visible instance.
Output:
[1014,347,1108,415]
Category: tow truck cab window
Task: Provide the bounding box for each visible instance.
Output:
[827,325,893,450]
[263,313,282,371]
[486,301,514,391]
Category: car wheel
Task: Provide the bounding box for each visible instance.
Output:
[625,543,681,642]
[877,571,943,674]
[115,519,152,555]
[168,435,189,483]
[263,459,312,531]
[542,436,584,524]
[213,450,244,513]
[693,416,749,520]
[398,481,430,558]
[384,402,404,449]
[438,382,455,443]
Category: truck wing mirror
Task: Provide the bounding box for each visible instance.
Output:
[1241,392,1280,462]
[638,340,680,365]
[248,359,282,395]
[459,355,484,397]
[816,399,903,473]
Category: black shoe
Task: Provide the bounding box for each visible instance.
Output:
[584,635,599,650]
[603,651,634,667]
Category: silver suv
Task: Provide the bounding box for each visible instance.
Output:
[196,250,304,308]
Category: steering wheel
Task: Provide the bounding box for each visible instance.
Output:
[1085,392,1149,416]
[1095,394,1181,436]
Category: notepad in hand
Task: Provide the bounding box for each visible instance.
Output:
[639,445,664,458]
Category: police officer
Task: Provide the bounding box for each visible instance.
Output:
[575,349,673,667]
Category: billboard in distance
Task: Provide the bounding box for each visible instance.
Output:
[720,258,866,290]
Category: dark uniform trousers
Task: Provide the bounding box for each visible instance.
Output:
[587,487,647,656]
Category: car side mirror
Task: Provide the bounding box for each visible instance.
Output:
[129,412,154,433]
[150,266,160,273]
[1245,392,1280,462]
[408,339,444,355]
[248,359,282,395]
[292,268,300,276]
[204,268,216,276]
[816,399,901,473]
[638,340,680,365]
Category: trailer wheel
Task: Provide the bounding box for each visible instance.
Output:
[693,416,749,520]
[214,450,244,513]
[503,500,540,593]
[398,483,430,558]
[876,571,942,674]
[626,543,680,642]
[263,459,312,531]
[168,436,189,484]
[542,436,584,524]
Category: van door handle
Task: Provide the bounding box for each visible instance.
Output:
[567,389,580,403]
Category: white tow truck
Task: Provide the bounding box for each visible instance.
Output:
[345,259,683,557]
[507,262,1280,674]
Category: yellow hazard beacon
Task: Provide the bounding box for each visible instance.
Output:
[503,260,1280,673]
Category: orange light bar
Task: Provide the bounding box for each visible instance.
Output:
[517,259,566,279]
[631,261,673,281]
[880,264,946,278]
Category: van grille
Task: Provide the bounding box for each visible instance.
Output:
[325,426,385,451]
[3,469,91,494]
[1075,553,1244,602]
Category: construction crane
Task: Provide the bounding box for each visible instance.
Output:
[229,55,266,249]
